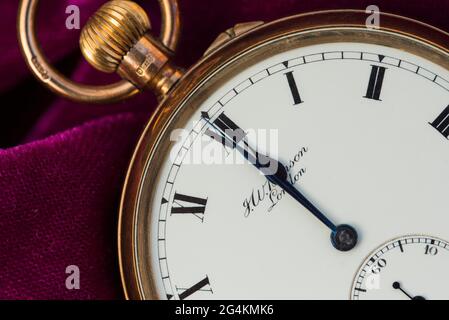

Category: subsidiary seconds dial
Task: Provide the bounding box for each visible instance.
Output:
[351,236,449,300]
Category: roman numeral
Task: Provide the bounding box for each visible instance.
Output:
[430,105,449,139]
[202,112,246,149]
[178,276,212,300]
[364,65,387,100]
[171,192,208,222]
[284,71,303,105]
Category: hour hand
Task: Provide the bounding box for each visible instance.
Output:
[254,151,358,252]
[202,111,358,252]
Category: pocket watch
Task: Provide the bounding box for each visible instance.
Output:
[18,0,449,300]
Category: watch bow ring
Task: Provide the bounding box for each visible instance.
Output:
[17,0,181,103]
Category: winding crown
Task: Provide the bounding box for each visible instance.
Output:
[80,0,151,73]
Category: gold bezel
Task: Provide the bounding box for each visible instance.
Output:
[118,10,449,300]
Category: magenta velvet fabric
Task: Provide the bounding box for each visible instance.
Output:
[1,0,449,300]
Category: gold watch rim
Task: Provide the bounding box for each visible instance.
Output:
[118,9,449,300]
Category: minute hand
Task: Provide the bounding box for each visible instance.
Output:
[202,112,358,252]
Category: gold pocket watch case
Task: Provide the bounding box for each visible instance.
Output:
[18,0,449,300]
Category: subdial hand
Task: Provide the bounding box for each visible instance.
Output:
[202,112,358,252]
[392,282,426,300]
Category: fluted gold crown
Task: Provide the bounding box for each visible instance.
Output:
[80,0,151,73]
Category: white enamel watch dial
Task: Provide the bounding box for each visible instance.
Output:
[141,39,449,300]
[351,235,449,300]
